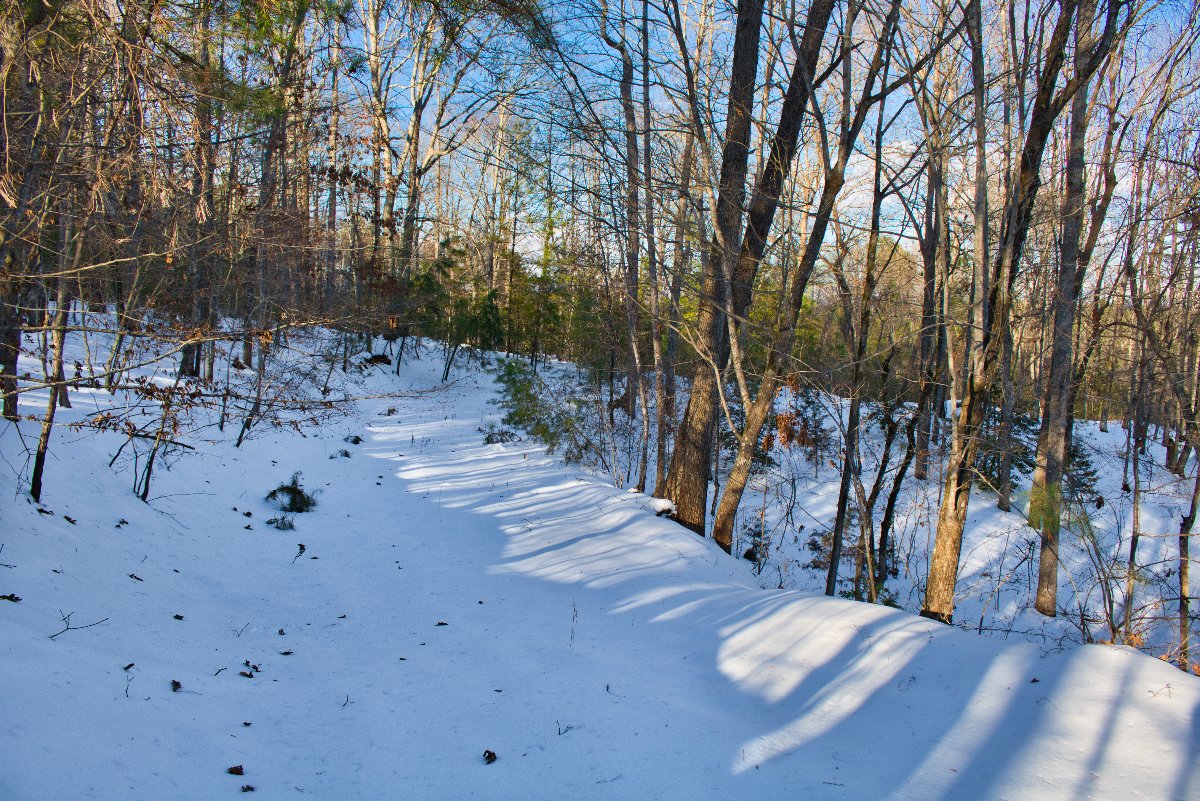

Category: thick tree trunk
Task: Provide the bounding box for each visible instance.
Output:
[665,0,765,536]
[658,111,695,498]
[924,366,994,623]
[181,6,215,381]
[666,0,834,534]
[0,3,52,423]
[398,110,422,276]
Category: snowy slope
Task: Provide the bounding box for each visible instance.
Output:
[1,341,1197,801]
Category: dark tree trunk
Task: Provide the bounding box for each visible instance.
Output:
[666,0,834,535]
[0,305,19,422]
[664,0,766,536]
[997,326,1016,511]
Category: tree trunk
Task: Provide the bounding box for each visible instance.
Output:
[1029,1,1097,614]
[666,0,834,535]
[1178,464,1200,670]
[326,16,341,305]
[642,0,665,497]
[0,304,18,421]
[827,398,861,595]
[665,0,766,536]
[1124,352,1147,639]
[30,283,70,502]
[706,0,886,551]
[922,0,1119,623]
[997,326,1016,511]
[915,149,946,481]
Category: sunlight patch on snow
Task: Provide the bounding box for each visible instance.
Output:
[727,614,936,773]
[720,601,931,706]
[885,647,1037,795]
[610,584,737,619]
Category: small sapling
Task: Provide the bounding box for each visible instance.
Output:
[266,473,318,513]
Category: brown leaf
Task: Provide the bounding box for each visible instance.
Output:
[227,765,244,776]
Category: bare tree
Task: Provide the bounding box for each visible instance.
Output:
[922,0,1128,624]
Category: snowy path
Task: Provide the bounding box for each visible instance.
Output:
[2,361,1198,800]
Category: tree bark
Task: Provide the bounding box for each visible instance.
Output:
[707,0,892,553]
[664,0,766,536]
[922,0,1122,623]
[1029,0,1098,616]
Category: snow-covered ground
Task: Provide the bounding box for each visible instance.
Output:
[505,357,1196,653]
[2,327,1198,800]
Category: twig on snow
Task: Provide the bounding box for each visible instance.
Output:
[49,610,109,639]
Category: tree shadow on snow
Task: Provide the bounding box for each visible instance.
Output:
[376,409,1199,801]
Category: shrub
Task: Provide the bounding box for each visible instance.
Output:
[483,428,519,444]
[976,407,1100,500]
[493,359,584,458]
[266,472,318,513]
[739,519,768,572]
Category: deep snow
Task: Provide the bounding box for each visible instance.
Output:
[2,332,1198,800]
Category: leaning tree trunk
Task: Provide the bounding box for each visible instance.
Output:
[664,0,765,536]
[1028,0,1098,618]
[666,0,834,535]
[706,0,876,551]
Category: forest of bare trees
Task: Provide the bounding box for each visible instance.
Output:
[3,0,1199,670]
